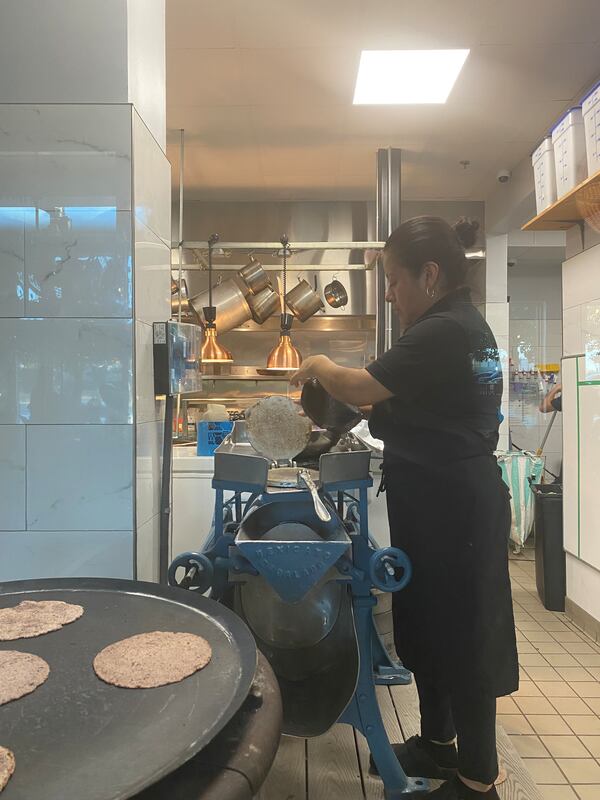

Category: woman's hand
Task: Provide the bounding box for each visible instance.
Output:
[289,355,331,387]
[540,382,562,413]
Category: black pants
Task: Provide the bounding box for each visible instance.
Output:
[415,674,498,785]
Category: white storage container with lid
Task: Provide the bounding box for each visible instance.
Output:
[551,106,587,198]
[531,137,557,213]
[582,81,600,178]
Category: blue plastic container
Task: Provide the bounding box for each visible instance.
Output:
[197,421,233,456]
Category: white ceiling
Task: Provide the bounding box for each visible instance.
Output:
[166,0,600,202]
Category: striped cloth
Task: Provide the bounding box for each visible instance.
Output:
[496,451,544,547]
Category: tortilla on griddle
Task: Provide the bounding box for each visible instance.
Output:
[0,747,15,793]
[0,651,50,706]
[93,631,212,689]
[0,600,84,641]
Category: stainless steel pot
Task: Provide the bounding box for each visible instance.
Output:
[285,279,324,322]
[190,276,252,332]
[248,285,280,324]
[238,258,271,295]
[170,278,199,320]
[324,279,348,309]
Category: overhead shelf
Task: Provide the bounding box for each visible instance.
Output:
[523,168,600,231]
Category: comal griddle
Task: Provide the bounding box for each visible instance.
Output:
[0,578,257,800]
[169,421,429,798]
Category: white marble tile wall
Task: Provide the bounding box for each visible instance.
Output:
[135,320,165,424]
[136,420,163,528]
[136,514,160,583]
[0,531,134,582]
[0,210,25,316]
[0,318,133,424]
[27,425,133,531]
[134,216,170,324]
[0,2,130,105]
[132,109,170,581]
[0,426,26,530]
[127,0,167,153]
[0,102,170,581]
[25,209,132,318]
[0,105,132,209]
[133,111,170,245]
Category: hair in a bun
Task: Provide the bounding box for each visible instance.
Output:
[453,217,480,249]
[384,215,481,290]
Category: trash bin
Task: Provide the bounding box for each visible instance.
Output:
[531,483,565,612]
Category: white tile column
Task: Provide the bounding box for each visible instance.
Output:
[485,234,510,449]
[0,0,170,582]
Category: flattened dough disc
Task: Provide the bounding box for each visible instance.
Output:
[93,631,212,689]
[246,395,311,461]
[0,600,83,641]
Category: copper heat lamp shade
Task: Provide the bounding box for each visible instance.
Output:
[201,324,233,364]
[265,331,302,370]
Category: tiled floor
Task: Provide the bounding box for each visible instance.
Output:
[507,554,600,799]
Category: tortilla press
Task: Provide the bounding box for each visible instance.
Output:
[168,392,428,797]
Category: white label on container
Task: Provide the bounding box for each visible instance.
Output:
[153,322,167,345]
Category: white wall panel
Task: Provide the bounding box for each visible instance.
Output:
[563,244,600,310]
[563,306,582,357]
[578,382,600,572]
[562,357,579,558]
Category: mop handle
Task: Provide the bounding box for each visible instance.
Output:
[536,410,558,456]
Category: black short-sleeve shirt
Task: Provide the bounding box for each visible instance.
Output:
[366,288,503,468]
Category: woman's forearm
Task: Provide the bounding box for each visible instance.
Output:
[311,361,359,404]
[304,358,392,406]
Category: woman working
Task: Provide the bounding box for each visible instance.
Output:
[291,217,518,800]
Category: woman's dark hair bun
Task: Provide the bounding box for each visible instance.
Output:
[453,217,479,249]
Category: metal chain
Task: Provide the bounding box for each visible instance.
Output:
[208,233,219,309]
[280,235,289,300]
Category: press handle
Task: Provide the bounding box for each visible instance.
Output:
[298,469,331,522]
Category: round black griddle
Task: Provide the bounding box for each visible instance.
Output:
[0,578,257,800]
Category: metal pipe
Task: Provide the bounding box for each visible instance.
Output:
[375,149,388,358]
[175,129,184,440]
[177,129,184,323]
[159,393,174,583]
[177,240,388,251]
[203,265,363,274]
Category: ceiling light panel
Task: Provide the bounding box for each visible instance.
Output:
[353,49,470,105]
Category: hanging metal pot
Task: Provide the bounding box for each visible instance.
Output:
[238,258,271,295]
[170,278,198,320]
[324,279,348,309]
[248,285,280,324]
[285,279,324,322]
[190,277,252,332]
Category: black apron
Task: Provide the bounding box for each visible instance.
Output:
[366,289,519,697]
[384,456,518,697]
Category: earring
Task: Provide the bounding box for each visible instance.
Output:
[426,286,436,299]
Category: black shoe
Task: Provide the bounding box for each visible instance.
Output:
[408,776,500,798]
[369,735,458,780]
